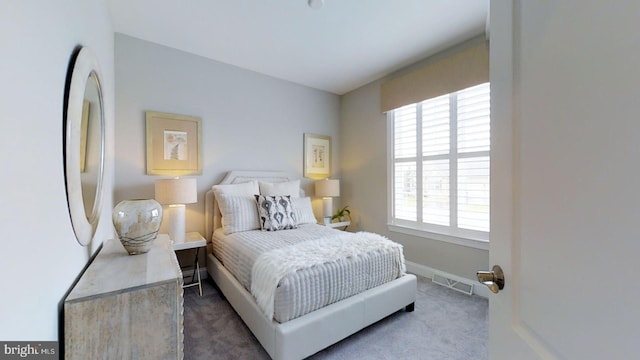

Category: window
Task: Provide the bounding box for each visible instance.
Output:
[389,83,490,244]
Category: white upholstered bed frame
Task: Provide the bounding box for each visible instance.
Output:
[205,171,417,360]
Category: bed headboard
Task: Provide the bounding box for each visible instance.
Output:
[204,170,305,241]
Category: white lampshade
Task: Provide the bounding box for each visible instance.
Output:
[155,178,197,205]
[315,179,340,198]
[155,178,197,243]
[315,179,340,223]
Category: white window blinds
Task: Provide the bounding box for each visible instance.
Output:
[393,104,418,221]
[458,83,491,153]
[457,83,490,232]
[422,94,450,156]
[390,82,490,240]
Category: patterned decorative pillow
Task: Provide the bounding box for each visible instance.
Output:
[255,195,298,231]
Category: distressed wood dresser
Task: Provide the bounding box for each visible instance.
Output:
[64,235,184,359]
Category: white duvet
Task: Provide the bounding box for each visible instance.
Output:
[251,231,405,319]
[212,224,406,322]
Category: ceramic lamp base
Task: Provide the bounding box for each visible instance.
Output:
[167,204,186,243]
[322,197,333,220]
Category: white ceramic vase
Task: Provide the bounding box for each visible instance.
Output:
[112,199,163,255]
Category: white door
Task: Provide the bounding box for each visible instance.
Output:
[488,1,640,358]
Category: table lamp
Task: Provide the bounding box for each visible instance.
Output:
[315,179,340,225]
[155,177,197,243]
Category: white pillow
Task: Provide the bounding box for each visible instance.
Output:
[259,180,301,198]
[216,194,260,234]
[212,180,259,197]
[212,181,260,234]
[292,197,317,225]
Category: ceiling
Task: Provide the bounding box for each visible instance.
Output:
[107,0,488,95]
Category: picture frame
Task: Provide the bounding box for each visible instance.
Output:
[146,111,202,175]
[303,133,331,179]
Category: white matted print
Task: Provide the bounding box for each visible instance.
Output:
[146,111,202,175]
[164,130,188,160]
[304,133,331,179]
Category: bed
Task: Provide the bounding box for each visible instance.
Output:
[205,171,417,360]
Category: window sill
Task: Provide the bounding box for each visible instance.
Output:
[387,224,489,251]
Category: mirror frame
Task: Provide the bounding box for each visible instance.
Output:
[65,47,105,246]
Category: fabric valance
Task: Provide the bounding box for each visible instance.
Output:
[380,41,489,113]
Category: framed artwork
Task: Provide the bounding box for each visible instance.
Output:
[303,133,331,179]
[146,111,202,175]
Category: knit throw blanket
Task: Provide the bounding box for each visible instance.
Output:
[250,231,405,320]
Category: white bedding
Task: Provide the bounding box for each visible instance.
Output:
[212,224,406,322]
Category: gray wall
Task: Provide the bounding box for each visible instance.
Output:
[114,34,341,237]
[339,48,489,281]
[0,0,114,340]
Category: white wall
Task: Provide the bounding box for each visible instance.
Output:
[340,39,489,281]
[0,1,114,340]
[114,34,340,237]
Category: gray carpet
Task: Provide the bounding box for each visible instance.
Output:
[183,275,488,360]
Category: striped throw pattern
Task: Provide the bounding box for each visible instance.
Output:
[212,224,406,323]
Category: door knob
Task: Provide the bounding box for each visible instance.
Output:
[476,265,505,294]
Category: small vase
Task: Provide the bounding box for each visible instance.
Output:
[112,199,163,255]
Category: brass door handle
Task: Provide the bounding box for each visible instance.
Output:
[476,265,505,294]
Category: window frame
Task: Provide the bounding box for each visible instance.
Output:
[387,84,490,251]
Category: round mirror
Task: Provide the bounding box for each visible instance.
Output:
[65,47,105,246]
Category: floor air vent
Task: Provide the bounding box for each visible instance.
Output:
[432,273,474,295]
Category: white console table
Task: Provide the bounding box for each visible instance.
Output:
[64,236,184,359]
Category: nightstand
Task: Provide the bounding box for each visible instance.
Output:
[172,232,206,296]
[321,221,351,231]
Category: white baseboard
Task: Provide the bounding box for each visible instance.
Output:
[406,261,490,299]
